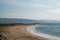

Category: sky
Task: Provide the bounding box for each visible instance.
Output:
[0,0,60,20]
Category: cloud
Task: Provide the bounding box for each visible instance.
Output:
[0,0,50,8]
[49,0,60,7]
[49,0,56,2]
[1,0,60,20]
[47,8,60,14]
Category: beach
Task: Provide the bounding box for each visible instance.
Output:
[27,25,60,40]
[0,25,48,40]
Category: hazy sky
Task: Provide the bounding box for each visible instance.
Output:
[0,0,60,20]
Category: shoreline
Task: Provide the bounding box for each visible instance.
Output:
[26,25,60,40]
[0,25,48,40]
[19,25,48,40]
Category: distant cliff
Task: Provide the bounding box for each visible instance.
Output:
[0,18,60,25]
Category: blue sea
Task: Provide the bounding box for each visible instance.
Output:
[35,25,60,37]
[27,25,60,40]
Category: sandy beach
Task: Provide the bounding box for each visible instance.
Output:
[0,25,48,40]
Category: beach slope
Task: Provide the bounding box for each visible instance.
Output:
[0,25,48,40]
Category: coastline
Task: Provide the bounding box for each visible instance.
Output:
[0,25,48,40]
[27,25,60,40]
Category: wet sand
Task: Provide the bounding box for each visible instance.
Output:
[0,25,48,40]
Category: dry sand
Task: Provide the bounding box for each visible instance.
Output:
[0,25,48,40]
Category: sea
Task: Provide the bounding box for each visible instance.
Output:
[27,25,60,40]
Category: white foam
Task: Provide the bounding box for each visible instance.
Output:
[27,26,60,40]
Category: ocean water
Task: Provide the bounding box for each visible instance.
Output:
[27,25,60,40]
[35,25,60,37]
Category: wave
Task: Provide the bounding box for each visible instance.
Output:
[27,25,60,40]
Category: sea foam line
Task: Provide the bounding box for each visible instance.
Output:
[27,26,60,40]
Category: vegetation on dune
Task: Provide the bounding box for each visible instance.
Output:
[0,23,38,26]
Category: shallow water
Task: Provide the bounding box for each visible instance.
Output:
[35,25,60,37]
[27,25,60,40]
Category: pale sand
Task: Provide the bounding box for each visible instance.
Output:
[0,25,48,40]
